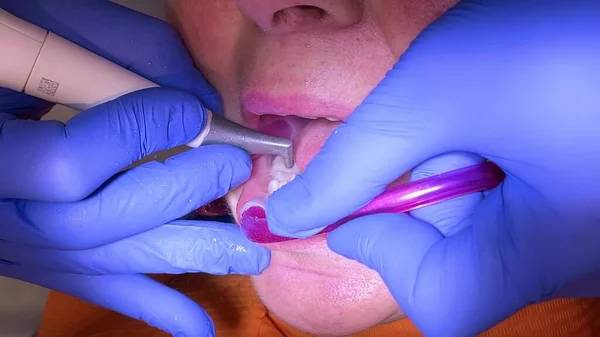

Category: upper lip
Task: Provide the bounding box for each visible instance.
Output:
[240,90,349,124]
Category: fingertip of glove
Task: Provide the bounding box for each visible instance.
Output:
[248,246,272,275]
[265,204,324,239]
[174,324,215,337]
[162,305,215,337]
[265,176,329,238]
[151,144,251,207]
[208,145,253,188]
[225,224,272,275]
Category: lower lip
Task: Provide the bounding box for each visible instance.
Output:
[263,232,329,252]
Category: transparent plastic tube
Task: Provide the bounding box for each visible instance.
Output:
[239,161,505,244]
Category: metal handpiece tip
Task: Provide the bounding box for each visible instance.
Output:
[282,145,294,169]
[194,112,295,168]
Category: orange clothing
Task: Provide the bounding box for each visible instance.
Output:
[38,273,600,337]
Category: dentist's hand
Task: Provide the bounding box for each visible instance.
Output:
[0,89,270,336]
[268,0,600,336]
[0,2,269,336]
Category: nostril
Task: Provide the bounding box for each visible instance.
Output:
[272,5,330,30]
[237,1,364,34]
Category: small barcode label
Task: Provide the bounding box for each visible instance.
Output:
[37,78,59,96]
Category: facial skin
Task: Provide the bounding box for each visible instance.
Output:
[167,0,457,335]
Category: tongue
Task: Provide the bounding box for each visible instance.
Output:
[256,115,340,171]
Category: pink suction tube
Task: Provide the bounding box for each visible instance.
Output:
[239,161,505,244]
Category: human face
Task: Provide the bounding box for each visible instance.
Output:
[167,0,457,335]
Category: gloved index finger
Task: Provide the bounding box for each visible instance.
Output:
[0,88,205,202]
[0,0,221,112]
[266,67,454,238]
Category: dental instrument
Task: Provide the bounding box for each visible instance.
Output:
[0,8,294,167]
[239,161,505,243]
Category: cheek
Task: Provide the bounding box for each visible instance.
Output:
[371,0,459,58]
[168,0,245,120]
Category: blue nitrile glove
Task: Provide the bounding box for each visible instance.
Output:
[0,2,269,336]
[268,1,600,336]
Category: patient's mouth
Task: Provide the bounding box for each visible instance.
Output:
[194,92,505,246]
[227,91,505,246]
[236,97,505,245]
[233,92,344,231]
[236,113,335,217]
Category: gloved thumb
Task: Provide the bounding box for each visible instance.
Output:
[327,188,533,337]
[267,58,464,238]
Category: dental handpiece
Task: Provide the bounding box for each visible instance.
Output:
[0,8,294,167]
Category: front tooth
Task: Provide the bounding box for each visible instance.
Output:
[326,117,341,122]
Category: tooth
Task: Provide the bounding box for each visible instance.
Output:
[272,156,286,170]
[268,180,279,195]
[274,171,287,182]
[326,117,341,122]
[272,155,286,166]
[268,155,302,195]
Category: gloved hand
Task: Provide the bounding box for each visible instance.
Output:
[267,0,600,336]
[0,1,269,336]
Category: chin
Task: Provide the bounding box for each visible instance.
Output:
[224,90,404,335]
[250,236,404,336]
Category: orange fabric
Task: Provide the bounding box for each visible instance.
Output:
[38,273,600,337]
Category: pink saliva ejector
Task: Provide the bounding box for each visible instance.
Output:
[239,161,505,244]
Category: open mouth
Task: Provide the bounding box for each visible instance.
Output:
[222,90,505,247]
[232,90,344,233]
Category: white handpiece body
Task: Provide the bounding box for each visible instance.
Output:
[0,8,158,111]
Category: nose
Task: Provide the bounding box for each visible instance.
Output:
[236,0,364,35]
